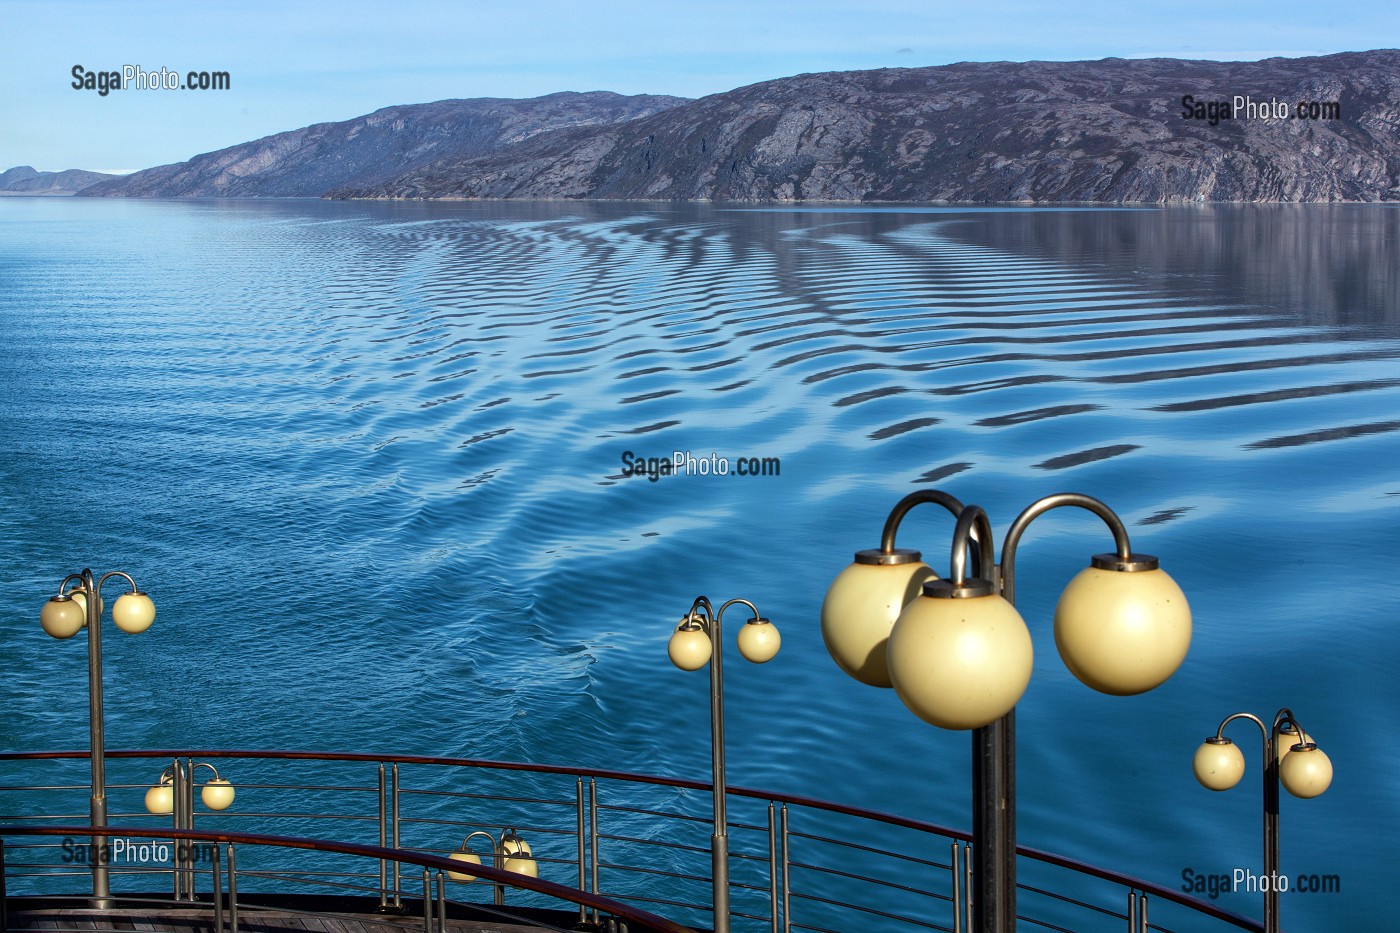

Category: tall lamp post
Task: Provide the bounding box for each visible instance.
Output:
[667,596,780,933]
[821,490,1192,933]
[39,568,156,906]
[1192,708,1332,933]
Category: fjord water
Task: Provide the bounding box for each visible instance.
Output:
[2,199,1397,929]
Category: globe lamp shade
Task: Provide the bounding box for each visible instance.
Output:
[41,597,85,640]
[886,589,1032,730]
[668,622,712,671]
[446,848,482,882]
[201,778,236,810]
[737,618,780,663]
[1053,560,1191,696]
[503,853,539,877]
[112,591,156,634]
[1280,744,1332,799]
[821,556,935,687]
[145,782,175,815]
[1193,738,1245,791]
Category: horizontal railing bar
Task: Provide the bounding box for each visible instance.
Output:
[787,888,944,928]
[0,824,699,933]
[597,804,712,825]
[598,834,709,856]
[398,816,576,834]
[788,858,953,900]
[398,788,573,807]
[787,828,949,869]
[598,890,709,913]
[595,862,711,884]
[1013,911,1077,933]
[1018,880,1128,920]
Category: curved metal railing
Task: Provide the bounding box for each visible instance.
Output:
[0,823,695,933]
[0,750,1264,933]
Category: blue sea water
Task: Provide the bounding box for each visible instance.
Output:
[1,198,1398,930]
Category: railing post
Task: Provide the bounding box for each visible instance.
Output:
[2,837,9,933]
[392,764,402,908]
[435,870,447,933]
[421,869,432,933]
[952,843,963,933]
[577,777,588,928]
[1127,890,1136,932]
[378,763,388,910]
[589,778,600,925]
[212,844,224,933]
[1138,893,1148,933]
[963,843,973,933]
[767,803,779,933]
[780,804,790,933]
[226,844,238,933]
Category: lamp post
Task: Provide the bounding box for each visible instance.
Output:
[821,490,1191,933]
[39,568,156,906]
[145,760,236,900]
[1192,708,1332,933]
[667,596,780,933]
[446,828,539,905]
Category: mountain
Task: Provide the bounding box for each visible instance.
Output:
[78,92,688,198]
[0,166,115,195]
[331,51,1400,203]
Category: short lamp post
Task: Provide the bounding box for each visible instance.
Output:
[667,596,780,933]
[145,760,236,900]
[447,828,538,905]
[821,490,1192,933]
[40,568,156,906]
[1192,708,1332,933]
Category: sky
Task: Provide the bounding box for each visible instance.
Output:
[1,0,1396,174]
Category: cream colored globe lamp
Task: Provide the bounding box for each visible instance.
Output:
[145,774,175,815]
[40,595,85,640]
[500,829,538,877]
[821,548,935,687]
[1192,736,1246,791]
[112,590,156,634]
[1053,553,1191,696]
[668,615,712,671]
[736,617,781,663]
[887,577,1033,730]
[446,845,483,882]
[1279,743,1332,799]
[201,777,236,810]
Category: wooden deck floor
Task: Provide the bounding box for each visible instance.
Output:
[6,908,550,933]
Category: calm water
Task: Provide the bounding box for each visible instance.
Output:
[2,199,1397,930]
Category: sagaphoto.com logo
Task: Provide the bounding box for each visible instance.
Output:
[72,64,231,97]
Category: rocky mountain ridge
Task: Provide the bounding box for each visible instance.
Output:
[77,92,688,198]
[0,165,115,195]
[331,51,1400,203]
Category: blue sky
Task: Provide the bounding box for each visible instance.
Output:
[2,0,1395,173]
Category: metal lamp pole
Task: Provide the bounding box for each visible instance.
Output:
[667,595,781,933]
[1192,708,1333,933]
[40,568,156,907]
[822,489,1193,933]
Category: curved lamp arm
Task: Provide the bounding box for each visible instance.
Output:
[947,506,996,586]
[878,489,967,554]
[1000,493,1134,602]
